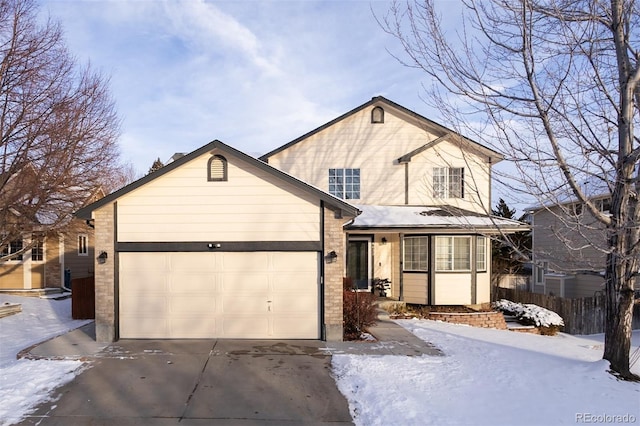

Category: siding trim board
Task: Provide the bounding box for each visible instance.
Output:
[116,241,322,252]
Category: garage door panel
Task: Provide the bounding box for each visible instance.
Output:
[119,252,319,339]
[169,295,217,316]
[121,317,168,339]
[120,252,167,272]
[168,275,216,292]
[220,273,270,292]
[272,317,317,338]
[169,253,218,273]
[273,272,317,290]
[273,295,317,313]
[121,294,168,316]
[222,296,269,314]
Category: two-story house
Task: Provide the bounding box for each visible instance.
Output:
[261,97,527,306]
[529,192,639,298]
[77,96,526,343]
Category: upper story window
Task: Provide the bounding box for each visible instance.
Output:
[371,106,384,124]
[403,236,429,272]
[329,168,360,199]
[433,167,464,199]
[207,155,228,181]
[597,198,611,213]
[78,234,88,256]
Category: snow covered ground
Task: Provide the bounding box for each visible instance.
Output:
[333,319,640,426]
[0,294,90,426]
[1,294,639,426]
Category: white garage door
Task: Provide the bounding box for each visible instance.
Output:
[119,251,319,339]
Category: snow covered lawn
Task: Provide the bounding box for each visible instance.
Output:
[2,294,639,426]
[332,318,640,426]
[0,294,90,426]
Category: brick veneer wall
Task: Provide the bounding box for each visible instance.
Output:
[427,311,508,329]
[94,203,116,343]
[323,206,353,341]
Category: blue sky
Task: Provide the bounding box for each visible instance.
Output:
[40,0,436,172]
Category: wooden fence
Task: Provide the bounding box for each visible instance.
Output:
[495,287,640,335]
[71,276,95,320]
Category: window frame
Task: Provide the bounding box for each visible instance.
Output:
[31,237,44,262]
[328,168,360,200]
[433,167,465,199]
[435,236,472,272]
[78,234,88,256]
[1,238,23,262]
[476,236,486,272]
[403,236,429,272]
[207,154,228,182]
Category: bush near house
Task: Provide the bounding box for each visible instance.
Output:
[343,277,378,340]
[493,299,564,335]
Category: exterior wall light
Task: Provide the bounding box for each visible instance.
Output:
[381,237,387,245]
[97,251,108,264]
[326,250,338,263]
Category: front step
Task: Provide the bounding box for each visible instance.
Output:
[503,314,538,334]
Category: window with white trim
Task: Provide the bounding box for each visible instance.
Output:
[1,238,23,261]
[435,236,471,271]
[329,168,360,199]
[78,234,88,256]
[403,236,429,272]
[31,238,44,261]
[433,167,464,198]
[476,236,486,271]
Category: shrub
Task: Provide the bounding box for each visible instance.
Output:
[493,299,564,329]
[343,289,378,340]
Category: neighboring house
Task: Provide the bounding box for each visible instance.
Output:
[529,194,639,298]
[75,141,359,343]
[0,165,100,292]
[261,96,527,306]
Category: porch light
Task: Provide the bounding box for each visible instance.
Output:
[381,237,387,245]
[326,250,338,263]
[97,251,108,264]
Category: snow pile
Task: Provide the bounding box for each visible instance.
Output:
[494,298,564,327]
[0,295,90,426]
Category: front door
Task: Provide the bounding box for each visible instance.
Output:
[347,238,370,290]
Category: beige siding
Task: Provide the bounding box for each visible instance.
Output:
[407,141,491,213]
[267,103,492,211]
[434,273,472,305]
[476,272,491,304]
[403,273,428,304]
[117,151,321,242]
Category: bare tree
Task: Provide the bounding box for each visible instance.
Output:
[0,0,121,259]
[380,0,639,379]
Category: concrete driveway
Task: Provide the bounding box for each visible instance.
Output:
[18,339,353,425]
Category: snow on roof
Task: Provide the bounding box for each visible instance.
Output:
[348,205,528,231]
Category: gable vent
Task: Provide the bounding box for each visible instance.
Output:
[207,155,228,181]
